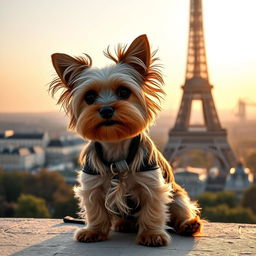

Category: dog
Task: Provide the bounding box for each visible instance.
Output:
[49,35,202,247]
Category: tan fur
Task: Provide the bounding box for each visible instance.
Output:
[49,53,92,129]
[50,35,202,247]
[168,183,203,235]
[112,216,137,233]
[74,133,202,246]
[136,230,170,247]
[74,228,108,243]
[76,101,148,142]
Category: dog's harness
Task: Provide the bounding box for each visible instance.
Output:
[82,135,159,218]
[82,135,159,176]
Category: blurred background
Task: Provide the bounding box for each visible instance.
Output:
[0,0,256,223]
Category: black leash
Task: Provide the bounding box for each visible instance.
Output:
[62,215,175,233]
[63,216,85,224]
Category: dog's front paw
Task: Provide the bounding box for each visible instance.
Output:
[136,230,171,247]
[177,216,202,236]
[74,228,108,243]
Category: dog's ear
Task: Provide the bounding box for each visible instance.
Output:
[49,53,92,129]
[51,53,91,86]
[122,34,151,76]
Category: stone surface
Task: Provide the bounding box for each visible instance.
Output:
[0,218,256,256]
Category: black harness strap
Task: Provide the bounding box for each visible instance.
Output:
[82,135,159,175]
[81,135,159,219]
[82,159,100,175]
[94,135,141,167]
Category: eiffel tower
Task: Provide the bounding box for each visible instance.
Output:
[164,0,236,173]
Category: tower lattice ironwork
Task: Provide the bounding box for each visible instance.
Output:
[164,0,236,174]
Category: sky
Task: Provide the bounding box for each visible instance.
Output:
[0,0,256,115]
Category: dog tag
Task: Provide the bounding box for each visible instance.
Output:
[110,160,129,175]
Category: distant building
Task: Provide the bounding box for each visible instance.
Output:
[0,146,45,171]
[0,130,49,150]
[174,167,207,199]
[46,136,85,171]
[205,167,227,192]
[0,130,84,172]
[29,146,45,167]
[0,131,48,171]
[225,163,253,196]
[0,130,84,170]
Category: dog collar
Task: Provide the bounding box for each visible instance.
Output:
[94,135,140,174]
[82,135,159,175]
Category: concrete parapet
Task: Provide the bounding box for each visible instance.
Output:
[0,218,255,255]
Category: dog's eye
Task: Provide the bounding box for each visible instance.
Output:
[116,86,131,100]
[84,90,97,105]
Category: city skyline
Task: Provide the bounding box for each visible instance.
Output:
[0,0,256,113]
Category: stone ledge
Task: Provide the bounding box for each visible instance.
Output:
[0,218,255,256]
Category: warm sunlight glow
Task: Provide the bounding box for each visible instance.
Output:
[4,130,14,137]
[230,168,235,174]
[189,100,205,126]
[0,0,255,113]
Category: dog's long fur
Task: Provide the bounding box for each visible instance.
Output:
[49,35,202,247]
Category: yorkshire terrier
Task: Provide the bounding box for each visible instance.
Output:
[49,35,202,247]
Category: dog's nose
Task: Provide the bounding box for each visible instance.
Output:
[99,106,115,119]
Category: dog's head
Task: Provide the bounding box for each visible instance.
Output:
[50,35,164,142]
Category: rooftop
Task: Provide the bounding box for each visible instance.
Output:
[1,218,255,256]
[48,138,84,147]
[7,133,45,140]
[0,132,46,140]
[0,146,44,155]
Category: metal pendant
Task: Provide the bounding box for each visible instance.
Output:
[110,160,129,175]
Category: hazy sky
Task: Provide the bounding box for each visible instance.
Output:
[0,0,256,113]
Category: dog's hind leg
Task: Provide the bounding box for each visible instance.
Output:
[168,183,202,236]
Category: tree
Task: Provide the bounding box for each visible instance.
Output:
[23,169,67,204]
[15,194,50,218]
[53,196,79,218]
[202,204,256,224]
[197,191,238,209]
[215,191,238,208]
[0,197,16,217]
[241,185,256,213]
[0,169,4,196]
[23,169,77,217]
[0,170,26,202]
[0,169,78,218]
[51,178,78,218]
